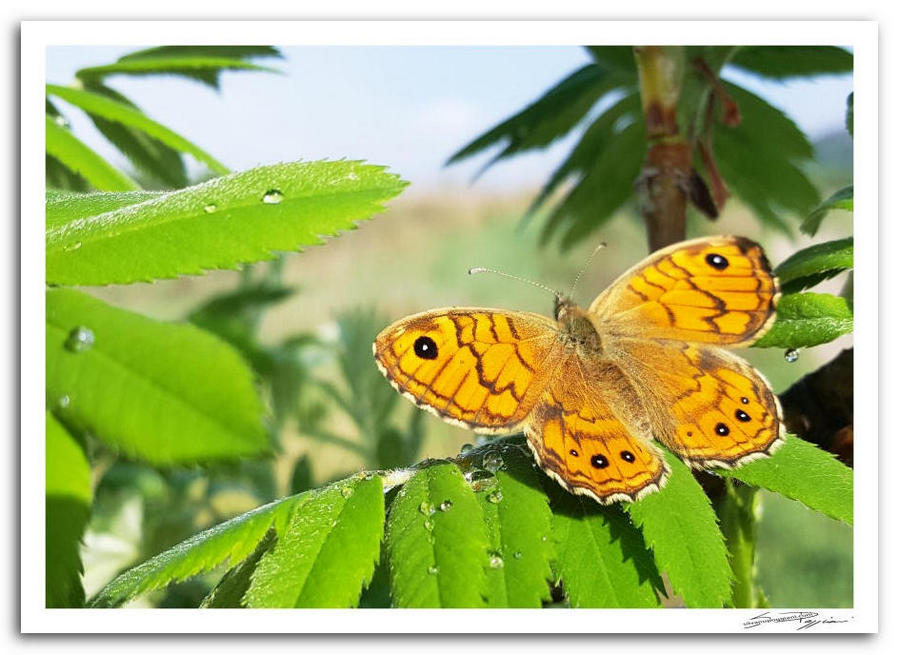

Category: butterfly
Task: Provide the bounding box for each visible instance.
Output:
[372,236,784,504]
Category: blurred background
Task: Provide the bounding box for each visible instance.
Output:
[48,45,853,608]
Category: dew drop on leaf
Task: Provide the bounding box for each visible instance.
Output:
[513,551,523,560]
[784,348,800,363]
[65,326,95,353]
[340,486,353,498]
[486,490,503,504]
[482,452,503,473]
[203,203,217,214]
[262,189,284,204]
[489,553,504,569]
[64,241,82,252]
[419,501,435,516]
[57,394,70,409]
[427,565,439,575]
[439,500,453,512]
[54,115,70,128]
[460,443,473,453]
[423,518,434,531]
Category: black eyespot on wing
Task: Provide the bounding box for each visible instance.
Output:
[715,422,730,436]
[705,253,729,270]
[590,454,609,469]
[413,336,438,360]
[569,449,579,457]
[620,450,635,463]
[735,409,751,422]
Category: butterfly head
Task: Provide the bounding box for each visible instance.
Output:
[554,296,602,352]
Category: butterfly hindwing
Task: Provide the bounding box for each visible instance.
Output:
[611,337,784,468]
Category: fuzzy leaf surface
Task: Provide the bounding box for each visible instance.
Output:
[244,476,385,608]
[627,453,732,608]
[776,238,853,293]
[45,116,139,192]
[718,435,853,525]
[46,160,407,285]
[47,288,268,464]
[386,463,490,607]
[754,292,853,348]
[472,441,553,607]
[46,412,91,607]
[90,495,301,607]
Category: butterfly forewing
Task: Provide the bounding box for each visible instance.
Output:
[589,235,779,346]
[373,308,562,433]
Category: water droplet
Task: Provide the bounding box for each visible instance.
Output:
[540,535,548,543]
[57,394,70,409]
[427,565,439,575]
[482,451,503,473]
[347,172,358,181]
[419,501,435,516]
[331,519,338,527]
[65,326,94,353]
[487,490,503,504]
[423,518,434,531]
[784,348,800,363]
[513,551,523,560]
[489,553,505,569]
[262,189,284,204]
[460,443,473,453]
[340,486,353,498]
[54,115,70,128]
[64,241,82,252]
[203,203,217,213]
[439,500,453,512]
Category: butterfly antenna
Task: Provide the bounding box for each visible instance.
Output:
[468,267,562,300]
[567,241,607,298]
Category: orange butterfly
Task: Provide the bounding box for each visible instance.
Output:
[373,236,784,504]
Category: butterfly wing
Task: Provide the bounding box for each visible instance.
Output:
[525,355,669,503]
[373,308,563,433]
[610,336,784,468]
[589,235,779,346]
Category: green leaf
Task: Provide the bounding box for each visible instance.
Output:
[718,435,853,525]
[105,46,282,89]
[472,441,553,607]
[628,453,732,608]
[244,476,385,607]
[46,84,229,175]
[754,292,853,348]
[46,412,91,607]
[290,454,314,494]
[78,82,189,189]
[729,46,853,79]
[200,529,277,608]
[584,46,637,72]
[712,83,819,234]
[386,462,490,607]
[776,237,853,293]
[542,121,645,249]
[45,115,139,191]
[447,64,631,168]
[801,185,853,236]
[46,189,161,229]
[90,494,301,607]
[47,288,269,464]
[46,160,407,286]
[47,154,91,192]
[550,485,662,608]
[526,92,641,217]
[76,57,278,88]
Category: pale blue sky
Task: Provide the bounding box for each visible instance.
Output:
[47,46,853,191]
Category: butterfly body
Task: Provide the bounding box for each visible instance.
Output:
[373,236,784,504]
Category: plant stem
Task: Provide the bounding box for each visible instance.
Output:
[714,480,763,608]
[633,46,692,251]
